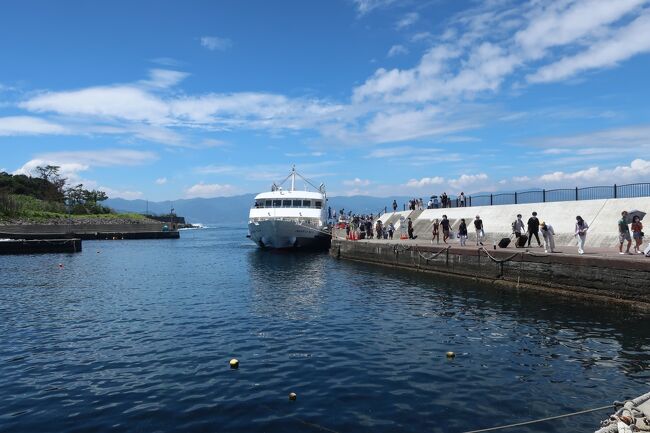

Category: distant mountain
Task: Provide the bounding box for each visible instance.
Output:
[106,194,413,224]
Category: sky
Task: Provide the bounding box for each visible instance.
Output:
[1,0,650,201]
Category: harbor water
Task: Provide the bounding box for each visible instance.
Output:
[1,226,649,432]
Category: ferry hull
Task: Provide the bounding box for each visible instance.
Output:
[248,220,330,249]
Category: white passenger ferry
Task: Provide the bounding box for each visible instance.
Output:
[248,167,331,249]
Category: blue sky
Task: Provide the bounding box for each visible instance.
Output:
[2,0,650,200]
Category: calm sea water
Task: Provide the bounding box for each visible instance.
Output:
[1,226,649,433]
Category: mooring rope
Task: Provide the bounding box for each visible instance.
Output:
[418,245,451,260]
[393,244,411,253]
[459,404,612,433]
[478,247,519,264]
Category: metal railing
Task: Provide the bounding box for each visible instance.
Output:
[403,183,650,209]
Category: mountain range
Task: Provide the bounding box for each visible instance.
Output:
[106,195,414,224]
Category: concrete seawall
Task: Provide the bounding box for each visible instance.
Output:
[0,238,82,254]
[331,238,650,311]
[0,223,180,240]
[375,197,650,248]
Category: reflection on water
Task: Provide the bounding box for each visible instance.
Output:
[0,226,648,433]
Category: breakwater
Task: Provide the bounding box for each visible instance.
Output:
[331,238,650,311]
[0,223,180,240]
[0,238,81,254]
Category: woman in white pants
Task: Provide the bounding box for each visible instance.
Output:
[540,221,555,253]
[575,216,589,255]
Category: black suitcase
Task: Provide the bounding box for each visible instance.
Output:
[516,234,528,248]
[498,237,511,248]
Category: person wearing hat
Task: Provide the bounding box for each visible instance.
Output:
[540,221,556,253]
[474,215,484,246]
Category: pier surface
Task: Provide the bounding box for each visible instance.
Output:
[331,236,650,311]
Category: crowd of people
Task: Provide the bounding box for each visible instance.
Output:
[339,207,646,257]
[403,192,468,211]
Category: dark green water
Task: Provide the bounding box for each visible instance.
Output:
[1,226,648,432]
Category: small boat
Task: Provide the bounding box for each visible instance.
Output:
[248,167,331,249]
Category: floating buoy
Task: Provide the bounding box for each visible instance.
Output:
[289,392,297,401]
[229,358,239,369]
[58,263,64,268]
[97,251,100,254]
[446,351,455,359]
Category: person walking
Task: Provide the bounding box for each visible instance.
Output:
[631,215,644,254]
[540,221,556,253]
[388,222,395,240]
[375,220,383,240]
[512,214,525,244]
[440,215,451,244]
[407,218,415,239]
[474,215,484,246]
[575,215,589,255]
[432,218,440,244]
[459,192,466,207]
[527,211,542,247]
[458,218,468,246]
[392,200,397,212]
[618,211,632,255]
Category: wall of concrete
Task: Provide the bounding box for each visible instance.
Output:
[373,198,650,247]
[0,223,166,234]
[331,239,650,311]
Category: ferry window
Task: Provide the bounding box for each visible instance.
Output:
[273,200,281,207]
[302,200,311,207]
[265,200,272,207]
[292,200,302,207]
[315,201,322,208]
[282,200,292,207]
[255,201,263,208]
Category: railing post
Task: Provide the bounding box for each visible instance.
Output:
[543,189,546,202]
[490,194,493,206]
[614,184,617,199]
[469,196,472,207]
[514,192,517,204]
[575,187,579,201]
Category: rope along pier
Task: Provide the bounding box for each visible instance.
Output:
[460,404,613,433]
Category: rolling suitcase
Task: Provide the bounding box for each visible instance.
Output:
[644,245,650,257]
[516,234,528,248]
[498,237,511,248]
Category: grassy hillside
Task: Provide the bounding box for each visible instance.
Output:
[0,194,150,224]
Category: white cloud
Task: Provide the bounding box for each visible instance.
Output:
[98,186,143,200]
[194,164,236,175]
[0,116,68,136]
[140,69,189,88]
[13,149,157,184]
[387,44,409,57]
[515,0,647,59]
[538,159,650,185]
[21,86,170,123]
[448,173,489,189]
[34,149,158,167]
[185,182,236,198]
[200,36,232,51]
[352,0,397,15]
[396,12,419,29]
[405,177,445,188]
[155,177,168,185]
[343,178,371,187]
[528,11,650,83]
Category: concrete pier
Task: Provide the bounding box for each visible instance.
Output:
[0,238,82,255]
[331,237,650,312]
[0,223,180,240]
